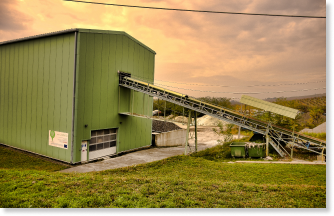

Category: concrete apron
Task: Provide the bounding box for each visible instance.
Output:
[60,143,212,173]
[59,132,326,173]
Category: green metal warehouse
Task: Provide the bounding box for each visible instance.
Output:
[0,28,155,164]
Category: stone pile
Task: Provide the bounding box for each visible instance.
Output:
[152,120,182,132]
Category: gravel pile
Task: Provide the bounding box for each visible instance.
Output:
[174,116,188,123]
[152,120,182,132]
[197,115,228,126]
[300,122,326,133]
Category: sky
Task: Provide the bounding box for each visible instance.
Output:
[0,0,327,100]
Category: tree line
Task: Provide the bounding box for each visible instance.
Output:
[153,96,326,132]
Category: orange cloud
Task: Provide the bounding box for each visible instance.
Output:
[0,0,326,99]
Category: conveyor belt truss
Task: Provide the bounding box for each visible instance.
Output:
[118,72,326,157]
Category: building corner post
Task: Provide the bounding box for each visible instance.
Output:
[71,31,78,164]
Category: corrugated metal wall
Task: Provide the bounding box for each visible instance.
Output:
[0,33,75,163]
[73,31,155,163]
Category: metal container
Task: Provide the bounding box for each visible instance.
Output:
[230,142,246,158]
[246,143,266,158]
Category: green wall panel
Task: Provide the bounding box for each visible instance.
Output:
[0,33,75,163]
[41,38,51,157]
[74,32,155,162]
[0,46,3,143]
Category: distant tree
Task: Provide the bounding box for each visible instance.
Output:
[308,106,325,128]
[153,96,233,117]
[197,96,233,109]
[153,99,191,117]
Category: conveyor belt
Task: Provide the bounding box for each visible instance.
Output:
[118,72,326,157]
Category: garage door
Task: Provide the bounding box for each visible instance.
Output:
[89,128,117,160]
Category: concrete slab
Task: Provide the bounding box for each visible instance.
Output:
[60,143,211,173]
[59,122,323,174]
[60,126,245,173]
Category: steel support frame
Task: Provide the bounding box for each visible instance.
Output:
[119,74,326,157]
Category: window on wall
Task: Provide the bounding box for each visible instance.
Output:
[89,128,117,152]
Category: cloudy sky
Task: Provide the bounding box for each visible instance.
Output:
[0,0,326,99]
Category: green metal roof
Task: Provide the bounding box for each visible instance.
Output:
[0,28,156,54]
[240,95,299,119]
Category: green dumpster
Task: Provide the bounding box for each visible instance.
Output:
[246,143,266,158]
[230,142,246,158]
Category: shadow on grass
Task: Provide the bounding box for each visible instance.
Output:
[0,145,70,171]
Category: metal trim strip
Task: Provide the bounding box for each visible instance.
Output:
[0,29,78,46]
[71,31,78,164]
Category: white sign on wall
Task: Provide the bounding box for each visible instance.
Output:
[49,130,68,149]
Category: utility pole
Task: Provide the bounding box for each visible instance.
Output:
[195,111,197,153]
[185,110,191,155]
[266,133,269,157]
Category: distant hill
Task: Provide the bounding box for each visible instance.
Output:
[231,93,326,105]
[265,93,326,102]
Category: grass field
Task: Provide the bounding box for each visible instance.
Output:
[0,144,326,208]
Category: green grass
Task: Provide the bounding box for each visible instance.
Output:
[0,144,326,208]
[0,145,70,171]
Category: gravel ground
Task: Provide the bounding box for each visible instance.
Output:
[152,120,182,132]
[300,122,326,133]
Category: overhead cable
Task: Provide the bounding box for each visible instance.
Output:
[63,0,326,19]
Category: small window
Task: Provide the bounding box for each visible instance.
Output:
[89,128,117,152]
[90,137,96,144]
[97,137,104,143]
[104,135,111,142]
[110,141,116,147]
[104,142,110,148]
[89,145,96,152]
[97,143,104,150]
